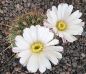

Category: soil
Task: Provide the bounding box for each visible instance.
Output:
[0,0,86,74]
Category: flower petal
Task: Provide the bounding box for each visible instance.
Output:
[51,6,58,21]
[57,3,63,19]
[46,6,58,24]
[23,28,33,43]
[15,35,28,49]
[60,3,68,19]
[12,47,22,53]
[46,39,59,46]
[19,57,29,66]
[65,5,73,18]
[18,50,31,66]
[29,25,37,41]
[43,20,53,28]
[67,24,83,35]
[37,25,54,43]
[23,26,37,43]
[46,46,63,52]
[57,3,68,20]
[64,33,77,42]
[67,10,82,21]
[69,19,82,25]
[27,55,38,73]
[45,47,62,59]
[39,54,51,73]
[52,51,62,59]
[45,50,59,65]
[17,50,31,58]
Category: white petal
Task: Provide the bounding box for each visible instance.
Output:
[19,56,29,66]
[51,6,58,21]
[23,28,32,43]
[47,9,52,19]
[18,50,31,66]
[46,46,63,52]
[46,47,63,59]
[52,51,62,59]
[57,3,68,20]
[52,6,58,15]
[17,50,31,58]
[81,22,85,26]
[27,55,38,73]
[60,3,68,19]
[45,50,59,65]
[39,54,51,73]
[29,25,37,41]
[47,6,58,24]
[58,32,64,38]
[64,34,77,42]
[23,26,37,43]
[64,5,73,18]
[67,10,82,21]
[67,19,82,26]
[57,3,63,19]
[46,9,57,25]
[53,27,58,34]
[12,47,22,53]
[15,35,28,49]
[46,39,59,46]
[67,24,83,35]
[37,25,54,43]
[43,20,53,28]
[39,65,46,73]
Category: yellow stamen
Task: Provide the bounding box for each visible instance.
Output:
[56,20,67,31]
[31,41,44,53]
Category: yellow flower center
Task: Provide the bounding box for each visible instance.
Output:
[56,20,67,31]
[31,41,44,53]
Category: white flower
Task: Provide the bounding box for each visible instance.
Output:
[44,3,84,42]
[12,25,63,73]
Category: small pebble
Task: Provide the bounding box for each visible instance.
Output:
[0,9,3,14]
[81,53,85,58]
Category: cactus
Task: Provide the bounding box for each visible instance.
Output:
[7,10,45,46]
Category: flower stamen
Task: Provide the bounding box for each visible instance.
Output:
[31,41,44,53]
[56,20,67,31]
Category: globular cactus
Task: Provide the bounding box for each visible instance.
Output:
[7,10,45,46]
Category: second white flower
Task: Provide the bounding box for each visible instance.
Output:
[44,3,84,42]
